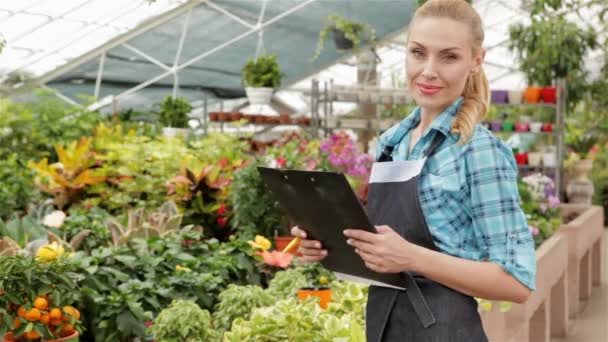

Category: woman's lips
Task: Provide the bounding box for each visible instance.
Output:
[417,83,443,95]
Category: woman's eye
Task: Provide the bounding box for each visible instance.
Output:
[443,54,458,61]
[410,49,424,57]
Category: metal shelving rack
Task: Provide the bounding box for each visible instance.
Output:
[310,78,567,197]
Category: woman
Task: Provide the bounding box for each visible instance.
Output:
[291,0,536,341]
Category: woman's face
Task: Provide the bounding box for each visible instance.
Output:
[406,17,484,112]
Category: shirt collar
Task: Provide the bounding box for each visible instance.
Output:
[396,96,463,138]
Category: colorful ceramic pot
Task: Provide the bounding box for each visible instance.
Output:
[530,122,543,133]
[297,288,332,309]
[491,90,509,104]
[541,87,557,103]
[515,122,529,132]
[515,152,528,165]
[490,121,503,132]
[524,87,542,103]
[502,121,514,132]
[528,152,543,167]
[508,90,523,105]
[208,112,220,121]
[542,123,553,132]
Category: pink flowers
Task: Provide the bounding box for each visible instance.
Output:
[259,250,293,268]
[529,225,540,236]
[320,131,373,178]
[548,195,560,208]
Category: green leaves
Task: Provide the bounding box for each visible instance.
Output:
[212,284,274,333]
[241,54,285,88]
[312,14,376,61]
[157,96,192,128]
[148,299,217,342]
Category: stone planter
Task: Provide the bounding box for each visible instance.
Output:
[566,159,594,204]
[480,234,569,341]
[246,87,274,105]
[557,204,605,318]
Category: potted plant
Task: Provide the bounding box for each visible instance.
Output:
[146,299,217,342]
[565,119,600,203]
[312,14,376,61]
[295,263,335,310]
[241,54,285,106]
[0,256,83,342]
[156,96,193,137]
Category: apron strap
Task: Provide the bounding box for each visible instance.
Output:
[404,273,437,328]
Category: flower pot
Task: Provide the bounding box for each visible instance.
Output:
[253,115,266,124]
[297,287,332,309]
[246,87,274,105]
[491,90,509,104]
[515,122,529,132]
[490,121,502,132]
[208,112,220,121]
[541,87,557,103]
[530,122,543,133]
[43,331,80,342]
[542,123,553,132]
[566,159,594,204]
[332,29,354,50]
[543,152,557,167]
[528,152,543,167]
[230,112,243,121]
[279,114,291,124]
[274,236,299,254]
[218,112,231,122]
[524,86,542,103]
[502,121,514,132]
[244,114,255,123]
[515,152,528,165]
[508,90,523,104]
[297,117,311,126]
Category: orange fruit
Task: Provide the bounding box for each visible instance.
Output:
[17,306,27,318]
[13,317,21,329]
[25,308,41,322]
[24,330,40,340]
[60,323,75,335]
[33,297,48,311]
[4,331,16,341]
[62,306,80,321]
[49,308,62,320]
[49,318,63,326]
[39,313,50,325]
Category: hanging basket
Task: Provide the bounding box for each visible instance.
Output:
[332,29,354,50]
[245,87,274,105]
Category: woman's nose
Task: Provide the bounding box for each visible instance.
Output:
[421,59,439,80]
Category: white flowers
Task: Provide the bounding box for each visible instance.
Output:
[43,210,66,228]
[522,173,555,201]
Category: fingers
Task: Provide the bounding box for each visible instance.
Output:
[343,229,377,242]
[354,247,382,265]
[290,226,307,239]
[346,237,376,254]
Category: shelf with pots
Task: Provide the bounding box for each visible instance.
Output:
[482,121,555,134]
[208,112,312,127]
[490,86,558,107]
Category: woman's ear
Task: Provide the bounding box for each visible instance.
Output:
[471,48,486,74]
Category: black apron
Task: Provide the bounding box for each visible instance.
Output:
[365,128,488,342]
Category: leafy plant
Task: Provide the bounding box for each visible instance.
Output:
[229,162,288,239]
[519,174,562,248]
[29,137,106,209]
[156,96,192,128]
[591,144,608,224]
[0,154,41,220]
[0,256,84,341]
[0,204,53,256]
[294,262,335,289]
[147,299,217,342]
[312,14,376,61]
[105,201,188,246]
[212,284,274,333]
[266,268,308,299]
[241,54,285,88]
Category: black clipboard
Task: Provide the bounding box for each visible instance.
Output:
[258,167,407,289]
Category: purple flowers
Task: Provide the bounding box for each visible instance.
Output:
[321,131,373,178]
[529,225,540,236]
[548,195,560,208]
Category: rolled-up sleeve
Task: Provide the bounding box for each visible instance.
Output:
[464,135,537,290]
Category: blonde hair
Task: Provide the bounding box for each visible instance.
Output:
[412,0,490,144]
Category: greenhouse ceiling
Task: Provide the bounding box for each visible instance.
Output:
[0,0,605,111]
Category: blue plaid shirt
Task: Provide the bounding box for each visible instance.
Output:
[376,97,537,290]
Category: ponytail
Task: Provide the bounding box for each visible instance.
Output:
[451,66,489,144]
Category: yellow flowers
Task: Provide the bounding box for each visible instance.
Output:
[175,265,192,272]
[36,242,65,262]
[248,235,272,251]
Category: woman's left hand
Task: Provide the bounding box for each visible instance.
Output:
[344,225,421,274]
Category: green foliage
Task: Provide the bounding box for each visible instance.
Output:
[224,298,365,342]
[518,177,562,248]
[312,14,376,61]
[266,268,308,299]
[0,256,84,339]
[591,145,608,223]
[0,204,50,256]
[229,162,287,239]
[58,206,112,253]
[212,284,274,333]
[293,262,336,289]
[148,299,217,342]
[72,232,261,341]
[508,0,599,109]
[0,92,103,162]
[325,280,368,326]
[241,54,285,88]
[157,96,192,128]
[0,154,41,220]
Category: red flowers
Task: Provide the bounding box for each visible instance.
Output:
[276,157,287,167]
[216,204,227,215]
[217,216,228,228]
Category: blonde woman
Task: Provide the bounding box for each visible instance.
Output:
[292,0,536,340]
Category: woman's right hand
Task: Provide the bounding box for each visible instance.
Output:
[291,226,327,262]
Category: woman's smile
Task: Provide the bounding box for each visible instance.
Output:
[416,83,444,95]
